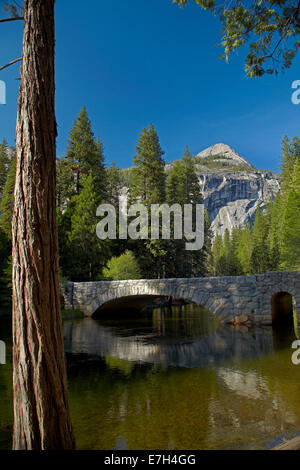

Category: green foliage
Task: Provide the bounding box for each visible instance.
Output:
[129,139,212,279]
[236,224,253,275]
[102,250,141,281]
[0,140,10,202]
[210,228,240,276]
[63,172,111,281]
[61,309,84,319]
[0,226,11,309]
[130,123,166,207]
[280,158,300,270]
[251,208,271,274]
[1,0,23,18]
[167,146,203,206]
[61,106,106,202]
[280,136,300,190]
[194,153,251,171]
[105,161,123,207]
[52,115,300,281]
[210,233,222,276]
[128,124,167,278]
[56,157,73,209]
[269,136,300,271]
[211,205,278,277]
[164,146,212,278]
[0,145,14,308]
[56,108,112,281]
[173,0,300,76]
[0,154,15,241]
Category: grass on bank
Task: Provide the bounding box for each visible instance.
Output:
[61,309,84,320]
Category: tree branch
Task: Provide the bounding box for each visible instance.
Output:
[264,0,300,61]
[0,17,23,23]
[0,57,22,72]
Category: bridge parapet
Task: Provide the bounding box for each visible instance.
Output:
[61,271,300,325]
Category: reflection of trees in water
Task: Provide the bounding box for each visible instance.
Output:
[152,304,218,339]
[63,310,276,369]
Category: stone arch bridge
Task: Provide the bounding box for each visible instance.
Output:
[62,271,300,325]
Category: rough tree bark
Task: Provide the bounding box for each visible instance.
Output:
[12,0,76,450]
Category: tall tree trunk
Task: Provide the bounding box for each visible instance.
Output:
[12,0,76,450]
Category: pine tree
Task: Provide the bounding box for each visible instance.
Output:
[237,223,253,274]
[0,224,11,308]
[222,229,239,275]
[0,154,16,306]
[56,157,74,210]
[268,192,284,263]
[68,172,111,281]
[66,106,106,199]
[106,161,123,206]
[57,198,77,280]
[210,228,241,276]
[181,145,203,205]
[280,136,300,190]
[0,155,16,240]
[210,234,223,276]
[269,232,281,271]
[165,146,211,277]
[0,139,10,202]
[164,161,185,277]
[251,207,270,273]
[166,161,186,205]
[104,161,128,258]
[130,123,166,206]
[129,124,166,278]
[231,226,242,274]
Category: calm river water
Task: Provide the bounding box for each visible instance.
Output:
[1,305,300,450]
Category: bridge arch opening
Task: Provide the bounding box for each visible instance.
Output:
[92,295,187,319]
[271,292,295,327]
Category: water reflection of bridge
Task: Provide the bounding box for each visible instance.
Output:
[63,317,291,369]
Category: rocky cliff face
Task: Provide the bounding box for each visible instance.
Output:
[167,143,280,237]
[198,167,280,237]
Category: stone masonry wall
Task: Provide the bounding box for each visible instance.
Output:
[61,271,300,325]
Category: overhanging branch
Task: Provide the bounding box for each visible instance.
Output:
[0,57,22,72]
[0,17,23,23]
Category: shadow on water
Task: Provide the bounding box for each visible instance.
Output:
[272,324,298,350]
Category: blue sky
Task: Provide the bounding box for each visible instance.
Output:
[1,0,300,172]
